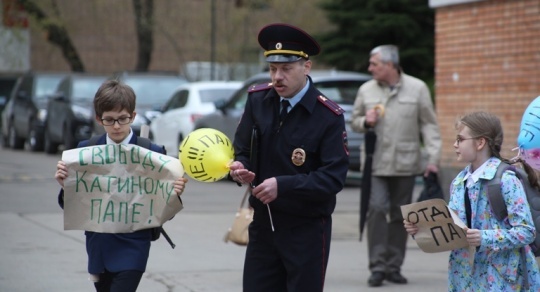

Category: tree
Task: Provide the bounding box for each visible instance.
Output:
[317,0,434,83]
[133,0,153,71]
[17,0,85,72]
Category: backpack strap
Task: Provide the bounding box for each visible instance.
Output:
[135,136,175,248]
[135,136,152,149]
[485,162,533,289]
[485,162,512,221]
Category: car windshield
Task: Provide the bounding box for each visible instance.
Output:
[72,78,106,100]
[314,81,365,105]
[228,79,366,110]
[124,76,186,105]
[35,76,64,99]
[199,88,237,103]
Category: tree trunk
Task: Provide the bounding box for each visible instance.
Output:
[133,0,154,72]
[17,0,85,72]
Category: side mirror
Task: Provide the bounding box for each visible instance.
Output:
[17,90,29,100]
[214,99,228,114]
[0,96,6,107]
[50,92,67,102]
[213,99,227,108]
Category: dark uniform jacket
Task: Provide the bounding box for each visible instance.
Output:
[57,134,164,274]
[234,77,349,229]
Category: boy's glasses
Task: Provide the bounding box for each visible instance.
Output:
[101,116,132,126]
[455,136,480,145]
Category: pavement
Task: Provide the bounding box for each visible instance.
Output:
[0,181,449,292]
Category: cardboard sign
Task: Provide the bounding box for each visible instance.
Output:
[62,144,184,233]
[401,199,469,253]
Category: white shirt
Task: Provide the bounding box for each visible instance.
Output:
[105,129,134,145]
[463,159,490,189]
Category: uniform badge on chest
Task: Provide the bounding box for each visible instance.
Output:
[292,148,306,166]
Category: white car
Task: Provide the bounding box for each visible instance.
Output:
[150,81,242,156]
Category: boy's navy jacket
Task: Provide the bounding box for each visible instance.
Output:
[57,134,165,274]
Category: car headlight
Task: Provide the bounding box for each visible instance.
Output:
[72,105,92,121]
[37,109,47,122]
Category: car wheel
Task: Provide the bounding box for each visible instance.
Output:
[43,128,58,154]
[8,122,24,149]
[28,126,44,152]
[1,129,9,148]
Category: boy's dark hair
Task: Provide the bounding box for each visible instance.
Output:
[93,79,136,118]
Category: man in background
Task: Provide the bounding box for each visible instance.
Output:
[351,44,441,287]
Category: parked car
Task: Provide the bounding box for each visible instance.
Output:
[0,73,21,129]
[150,81,242,156]
[93,72,189,137]
[44,74,108,153]
[1,72,67,151]
[193,70,371,171]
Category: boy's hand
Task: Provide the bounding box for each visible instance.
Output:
[55,161,67,187]
[403,220,419,236]
[173,177,188,196]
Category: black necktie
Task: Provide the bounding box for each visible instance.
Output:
[280,100,290,124]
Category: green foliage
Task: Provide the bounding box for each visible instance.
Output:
[317,0,434,83]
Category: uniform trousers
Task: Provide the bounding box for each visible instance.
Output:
[367,175,415,273]
[243,216,331,292]
[93,269,143,292]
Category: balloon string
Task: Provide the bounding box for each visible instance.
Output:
[510,146,521,164]
[267,205,275,232]
[251,182,275,232]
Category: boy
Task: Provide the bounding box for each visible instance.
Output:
[54,79,187,291]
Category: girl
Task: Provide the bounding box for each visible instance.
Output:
[404,111,540,291]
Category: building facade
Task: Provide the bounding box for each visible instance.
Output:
[430,0,540,190]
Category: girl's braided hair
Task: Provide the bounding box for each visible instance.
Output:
[457,111,540,190]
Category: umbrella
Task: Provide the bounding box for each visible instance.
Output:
[359,129,376,241]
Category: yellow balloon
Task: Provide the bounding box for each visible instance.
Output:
[179,128,234,182]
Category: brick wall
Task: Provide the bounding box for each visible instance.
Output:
[434,0,540,187]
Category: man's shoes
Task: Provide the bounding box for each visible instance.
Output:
[368,272,385,287]
[386,272,408,284]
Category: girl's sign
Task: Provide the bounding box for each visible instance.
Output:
[401,199,469,253]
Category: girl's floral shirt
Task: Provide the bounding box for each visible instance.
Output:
[447,157,540,291]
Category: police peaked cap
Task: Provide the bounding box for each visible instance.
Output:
[258,23,321,63]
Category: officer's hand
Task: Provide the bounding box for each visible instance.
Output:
[252,178,278,204]
[229,161,255,185]
[55,160,68,187]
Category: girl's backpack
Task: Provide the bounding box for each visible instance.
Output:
[484,162,540,257]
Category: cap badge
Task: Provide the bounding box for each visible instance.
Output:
[275,42,282,50]
[291,148,306,166]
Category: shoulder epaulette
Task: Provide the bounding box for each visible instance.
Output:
[248,82,273,93]
[318,95,345,115]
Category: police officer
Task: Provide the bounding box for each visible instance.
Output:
[228,23,349,292]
